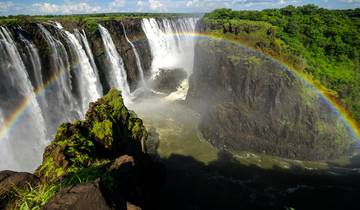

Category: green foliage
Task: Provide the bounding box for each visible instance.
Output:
[61,163,108,187]
[36,89,147,182]
[15,184,58,210]
[204,5,360,122]
[91,120,113,148]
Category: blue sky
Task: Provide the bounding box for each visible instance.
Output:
[0,0,359,16]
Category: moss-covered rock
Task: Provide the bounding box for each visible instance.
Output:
[35,89,147,182]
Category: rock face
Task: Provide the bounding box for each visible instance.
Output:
[186,39,354,160]
[152,68,187,94]
[17,19,152,94]
[0,171,39,209]
[34,89,164,209]
[92,19,152,92]
[42,181,111,210]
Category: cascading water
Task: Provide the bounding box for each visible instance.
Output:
[18,32,44,89]
[98,24,131,102]
[141,18,198,100]
[58,24,103,113]
[18,31,47,109]
[75,29,103,95]
[122,23,146,87]
[141,18,198,76]
[0,26,47,171]
[37,23,81,125]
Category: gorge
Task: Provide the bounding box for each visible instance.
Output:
[0,11,360,210]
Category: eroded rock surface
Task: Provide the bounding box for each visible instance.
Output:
[186,39,354,160]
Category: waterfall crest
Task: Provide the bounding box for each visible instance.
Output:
[98,24,131,102]
[141,18,198,76]
[60,25,102,113]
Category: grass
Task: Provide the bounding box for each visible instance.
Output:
[14,184,58,210]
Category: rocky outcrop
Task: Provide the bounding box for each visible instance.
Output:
[42,181,111,210]
[35,88,148,182]
[186,39,354,160]
[151,68,187,94]
[25,89,164,209]
[0,171,39,209]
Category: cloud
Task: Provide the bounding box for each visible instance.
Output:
[137,0,145,7]
[0,1,15,10]
[110,0,126,8]
[0,1,17,13]
[1,0,360,16]
[31,1,102,14]
[339,0,360,3]
[149,0,166,11]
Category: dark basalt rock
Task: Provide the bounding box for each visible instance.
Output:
[0,170,39,209]
[186,39,354,160]
[152,68,187,94]
[42,181,111,210]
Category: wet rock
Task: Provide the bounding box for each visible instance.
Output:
[186,39,354,160]
[0,171,39,209]
[152,68,187,94]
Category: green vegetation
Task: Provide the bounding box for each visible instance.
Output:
[15,184,58,210]
[35,89,147,182]
[203,5,360,122]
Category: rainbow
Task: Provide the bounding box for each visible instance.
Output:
[0,31,359,144]
[0,64,71,141]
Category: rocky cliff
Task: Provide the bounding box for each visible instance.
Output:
[10,18,152,94]
[0,89,164,210]
[186,38,354,160]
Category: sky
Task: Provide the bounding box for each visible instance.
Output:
[0,0,359,16]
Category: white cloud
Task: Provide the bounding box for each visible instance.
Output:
[0,1,16,12]
[110,0,126,8]
[137,0,145,7]
[0,1,14,10]
[149,0,166,11]
[339,0,360,3]
[32,1,102,14]
[186,0,194,7]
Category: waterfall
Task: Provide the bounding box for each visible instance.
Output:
[18,32,47,108]
[122,23,146,87]
[98,24,131,102]
[37,24,81,124]
[141,18,198,76]
[18,33,43,89]
[0,26,47,171]
[75,29,103,94]
[60,25,102,113]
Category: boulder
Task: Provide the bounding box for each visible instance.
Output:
[42,181,111,210]
[0,170,39,209]
[152,68,187,94]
